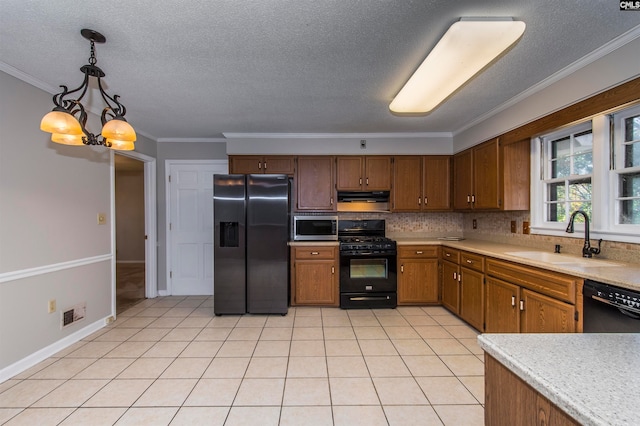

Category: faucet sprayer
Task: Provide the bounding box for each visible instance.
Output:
[565,210,602,258]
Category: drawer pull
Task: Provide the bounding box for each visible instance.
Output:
[416,251,423,254]
[445,253,451,257]
[310,251,319,255]
[466,259,473,264]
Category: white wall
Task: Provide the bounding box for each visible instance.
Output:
[0,71,113,377]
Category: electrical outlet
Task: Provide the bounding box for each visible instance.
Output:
[472,219,477,229]
[97,213,106,225]
[510,220,517,233]
[48,299,56,314]
[523,221,530,234]
[360,139,367,149]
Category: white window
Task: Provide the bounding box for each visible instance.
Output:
[531,104,640,244]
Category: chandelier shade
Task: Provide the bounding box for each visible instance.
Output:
[40,29,136,151]
[40,110,83,135]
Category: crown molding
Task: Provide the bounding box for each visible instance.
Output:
[222,132,452,139]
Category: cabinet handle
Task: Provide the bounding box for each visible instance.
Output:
[401,265,404,273]
[330,197,334,205]
[453,272,457,280]
[263,161,267,170]
[366,178,369,185]
[310,251,319,255]
[418,197,421,205]
[511,296,516,307]
[258,161,262,169]
[467,195,471,203]
[416,251,423,254]
[519,300,524,311]
[471,194,476,203]
[359,178,362,185]
[331,266,335,274]
[424,196,428,205]
[458,273,461,282]
[466,259,473,264]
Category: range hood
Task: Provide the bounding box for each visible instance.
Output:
[337,191,390,212]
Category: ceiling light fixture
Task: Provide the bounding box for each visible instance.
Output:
[389,18,526,114]
[40,29,136,151]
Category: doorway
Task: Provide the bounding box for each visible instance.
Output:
[114,152,157,315]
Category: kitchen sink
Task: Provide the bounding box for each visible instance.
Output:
[504,251,622,267]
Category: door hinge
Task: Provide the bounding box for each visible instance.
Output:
[168,175,171,183]
[170,271,173,278]
[575,311,579,321]
[169,223,172,231]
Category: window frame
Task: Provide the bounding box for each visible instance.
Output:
[530,106,640,244]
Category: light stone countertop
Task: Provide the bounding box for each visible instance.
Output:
[390,237,640,292]
[478,333,640,426]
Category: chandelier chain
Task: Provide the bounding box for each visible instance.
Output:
[89,41,97,66]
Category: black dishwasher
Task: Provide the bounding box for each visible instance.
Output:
[583,279,640,333]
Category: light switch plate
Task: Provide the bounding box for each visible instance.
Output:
[97,213,106,225]
[523,221,530,234]
[510,220,517,233]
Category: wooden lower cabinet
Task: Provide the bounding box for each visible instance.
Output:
[459,267,484,330]
[485,277,520,333]
[441,260,460,314]
[485,355,579,426]
[520,289,575,333]
[397,246,439,304]
[290,246,338,306]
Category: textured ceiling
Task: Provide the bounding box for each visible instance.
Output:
[1,1,639,141]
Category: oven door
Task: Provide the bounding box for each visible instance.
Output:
[340,253,397,293]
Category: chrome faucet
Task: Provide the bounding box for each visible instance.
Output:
[565,210,602,258]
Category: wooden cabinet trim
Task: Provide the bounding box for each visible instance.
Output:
[486,258,577,304]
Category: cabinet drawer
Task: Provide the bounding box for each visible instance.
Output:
[441,247,460,263]
[461,251,484,272]
[293,247,336,260]
[486,258,577,304]
[398,245,439,259]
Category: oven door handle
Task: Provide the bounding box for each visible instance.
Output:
[348,296,391,301]
[592,295,640,317]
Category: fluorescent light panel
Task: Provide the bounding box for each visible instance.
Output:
[390,18,526,114]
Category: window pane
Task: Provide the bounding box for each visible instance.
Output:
[547,182,565,202]
[573,153,593,175]
[573,130,593,154]
[547,202,565,222]
[624,114,640,142]
[568,179,591,201]
[569,202,591,220]
[624,142,640,168]
[620,172,640,198]
[552,157,570,178]
[620,200,640,225]
[551,136,570,159]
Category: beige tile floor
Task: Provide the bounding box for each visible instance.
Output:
[0,297,485,425]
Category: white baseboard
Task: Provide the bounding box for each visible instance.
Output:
[158,290,169,296]
[0,317,109,383]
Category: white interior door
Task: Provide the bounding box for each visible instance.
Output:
[168,161,228,295]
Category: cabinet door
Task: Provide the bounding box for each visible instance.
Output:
[453,150,473,210]
[459,268,484,331]
[365,156,392,190]
[230,156,263,174]
[485,277,520,333]
[422,156,451,210]
[296,156,335,211]
[392,156,422,211]
[336,156,364,190]
[520,289,576,333]
[398,259,439,304]
[263,156,295,175]
[473,139,501,209]
[294,259,337,305]
[441,260,460,314]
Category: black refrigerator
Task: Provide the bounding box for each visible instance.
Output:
[213,174,289,315]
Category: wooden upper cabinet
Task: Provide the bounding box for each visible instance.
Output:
[453,149,473,210]
[295,156,335,211]
[422,156,451,210]
[453,137,529,211]
[336,156,391,191]
[229,155,295,175]
[392,156,452,212]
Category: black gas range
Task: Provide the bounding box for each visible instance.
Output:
[338,220,397,309]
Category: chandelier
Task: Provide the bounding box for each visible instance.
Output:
[40,29,136,151]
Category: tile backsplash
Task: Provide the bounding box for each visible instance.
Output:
[336,211,639,265]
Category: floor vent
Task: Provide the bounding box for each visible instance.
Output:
[61,302,86,328]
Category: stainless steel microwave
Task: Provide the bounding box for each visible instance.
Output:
[292,216,338,241]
